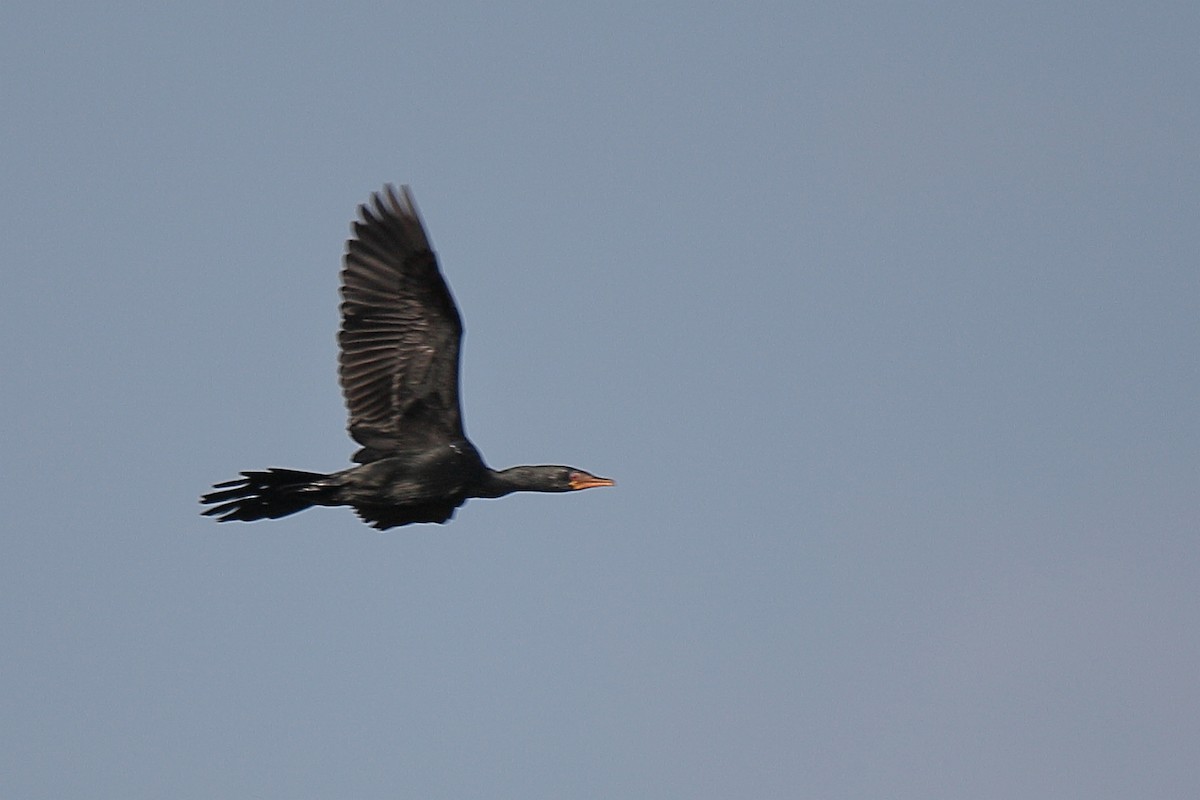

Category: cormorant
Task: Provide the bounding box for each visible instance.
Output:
[201,185,613,529]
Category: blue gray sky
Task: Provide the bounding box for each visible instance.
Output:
[2,3,1197,798]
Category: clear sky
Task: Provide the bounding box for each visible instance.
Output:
[2,2,1197,798]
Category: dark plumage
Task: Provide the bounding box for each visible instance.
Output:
[201,185,612,529]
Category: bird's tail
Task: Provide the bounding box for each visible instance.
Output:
[200,468,338,522]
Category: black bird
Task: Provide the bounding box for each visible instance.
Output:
[201,185,613,529]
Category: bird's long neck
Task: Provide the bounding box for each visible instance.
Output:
[473,466,558,498]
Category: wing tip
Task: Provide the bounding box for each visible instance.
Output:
[354,183,429,250]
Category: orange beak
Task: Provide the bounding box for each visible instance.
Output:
[569,471,616,491]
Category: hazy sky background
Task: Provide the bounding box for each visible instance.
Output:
[2,3,1197,798]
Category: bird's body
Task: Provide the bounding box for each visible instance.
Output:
[201,185,612,529]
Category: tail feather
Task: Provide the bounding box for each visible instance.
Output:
[201,468,336,522]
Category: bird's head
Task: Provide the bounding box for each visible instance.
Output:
[535,467,616,493]
[565,468,616,492]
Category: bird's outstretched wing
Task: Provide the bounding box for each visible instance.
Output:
[339,185,465,462]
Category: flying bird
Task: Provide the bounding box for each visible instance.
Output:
[201,185,613,529]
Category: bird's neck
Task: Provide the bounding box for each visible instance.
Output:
[474,466,555,498]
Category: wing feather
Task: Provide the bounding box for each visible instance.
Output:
[339,185,465,462]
